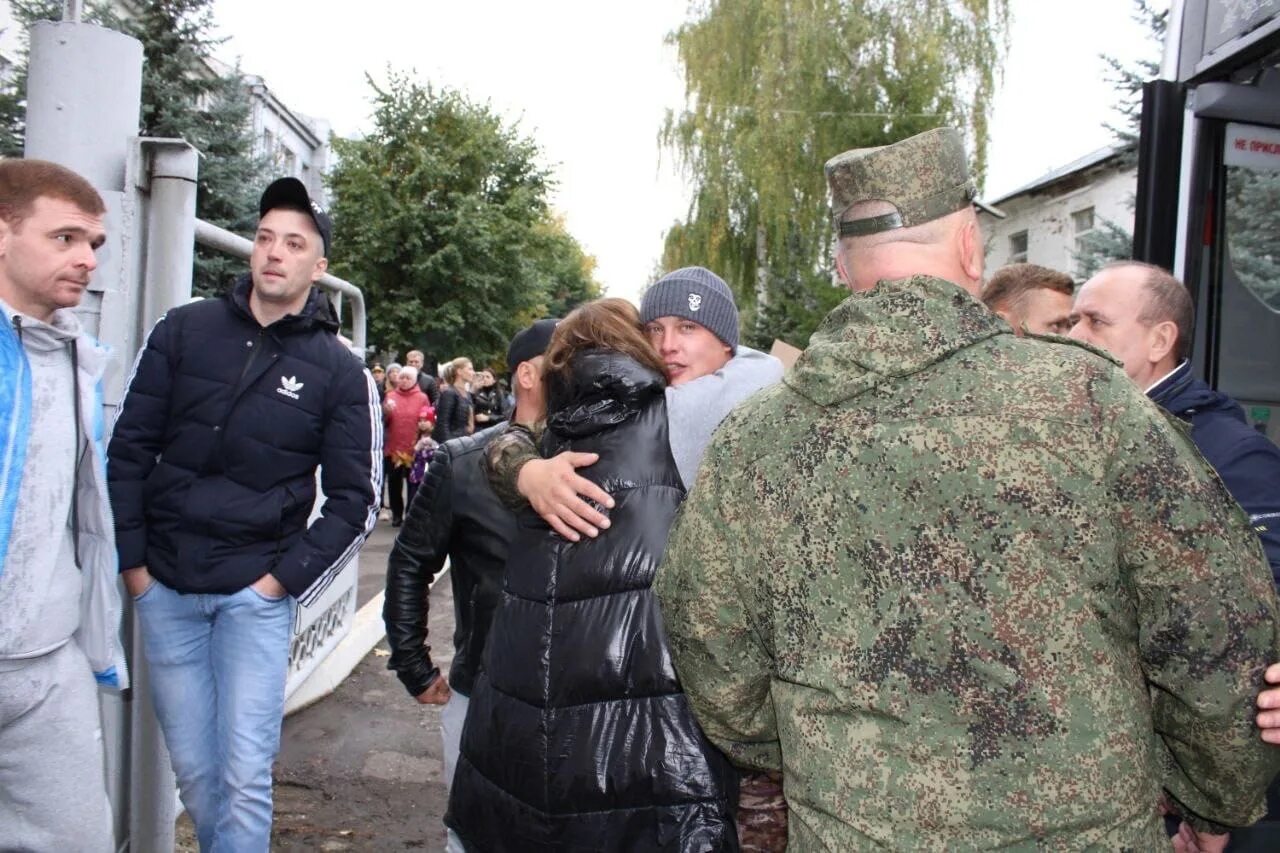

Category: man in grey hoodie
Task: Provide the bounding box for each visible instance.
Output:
[0,159,126,852]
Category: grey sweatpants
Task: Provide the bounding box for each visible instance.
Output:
[0,640,113,853]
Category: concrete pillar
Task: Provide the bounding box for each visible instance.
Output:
[25,21,142,191]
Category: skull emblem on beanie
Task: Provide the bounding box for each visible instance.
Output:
[688,293,703,312]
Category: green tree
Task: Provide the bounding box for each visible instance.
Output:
[1074,217,1135,279]
[660,0,1010,347]
[1224,166,1280,311]
[1101,0,1168,169]
[114,0,265,295]
[1073,0,1168,277]
[326,73,599,368]
[529,214,602,320]
[0,0,264,294]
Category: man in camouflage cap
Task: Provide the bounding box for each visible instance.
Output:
[655,127,1280,850]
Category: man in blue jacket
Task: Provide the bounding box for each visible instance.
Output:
[1069,260,1280,583]
[0,159,127,853]
[108,178,382,852]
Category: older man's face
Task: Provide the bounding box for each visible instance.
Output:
[1068,267,1156,382]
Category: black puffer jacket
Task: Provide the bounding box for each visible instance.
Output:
[447,350,739,852]
[108,276,382,605]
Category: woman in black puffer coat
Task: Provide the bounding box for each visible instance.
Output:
[447,299,738,852]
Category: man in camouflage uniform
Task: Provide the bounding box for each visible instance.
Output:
[654,127,1280,850]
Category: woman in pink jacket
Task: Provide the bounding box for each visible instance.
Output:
[383,365,428,526]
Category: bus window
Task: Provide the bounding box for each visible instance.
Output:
[1223,122,1280,312]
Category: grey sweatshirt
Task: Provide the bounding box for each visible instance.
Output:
[665,345,783,489]
[0,300,82,661]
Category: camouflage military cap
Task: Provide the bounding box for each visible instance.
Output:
[825,127,1003,236]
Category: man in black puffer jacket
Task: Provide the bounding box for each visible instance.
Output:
[108,178,382,852]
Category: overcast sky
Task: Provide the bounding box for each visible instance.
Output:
[210,0,1164,303]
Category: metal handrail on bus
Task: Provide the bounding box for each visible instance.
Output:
[193,218,367,352]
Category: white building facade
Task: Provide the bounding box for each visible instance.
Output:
[236,69,331,205]
[979,146,1135,279]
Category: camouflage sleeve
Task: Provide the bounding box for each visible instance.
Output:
[736,770,788,852]
[1108,397,1280,834]
[654,434,781,773]
[483,422,541,511]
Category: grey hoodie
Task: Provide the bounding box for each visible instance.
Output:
[0,301,82,661]
[664,345,783,489]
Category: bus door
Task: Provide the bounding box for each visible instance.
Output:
[1156,71,1280,444]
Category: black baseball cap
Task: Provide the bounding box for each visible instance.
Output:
[506,318,559,373]
[259,177,332,257]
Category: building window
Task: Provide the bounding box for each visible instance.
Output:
[281,146,296,176]
[1072,207,1096,272]
[260,128,275,160]
[1009,230,1029,264]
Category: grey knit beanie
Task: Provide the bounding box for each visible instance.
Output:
[640,266,739,351]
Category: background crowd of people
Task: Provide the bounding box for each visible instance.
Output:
[370,351,513,526]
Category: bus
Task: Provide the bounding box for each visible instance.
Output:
[1136,0,1280,445]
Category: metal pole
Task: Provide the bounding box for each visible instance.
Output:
[141,139,199,328]
[23,20,162,853]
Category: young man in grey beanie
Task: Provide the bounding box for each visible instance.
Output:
[640,265,782,490]
[487,265,781,538]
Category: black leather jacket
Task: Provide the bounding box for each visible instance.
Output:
[383,423,515,698]
[472,385,506,427]
[447,350,739,851]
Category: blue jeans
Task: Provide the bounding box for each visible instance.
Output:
[135,579,294,853]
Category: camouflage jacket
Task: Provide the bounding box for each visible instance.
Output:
[482,420,543,510]
[654,275,1280,850]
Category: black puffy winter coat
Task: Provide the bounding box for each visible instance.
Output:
[108,276,382,605]
[447,350,738,852]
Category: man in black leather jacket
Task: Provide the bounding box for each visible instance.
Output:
[382,319,556,853]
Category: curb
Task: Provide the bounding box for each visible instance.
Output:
[283,563,448,716]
